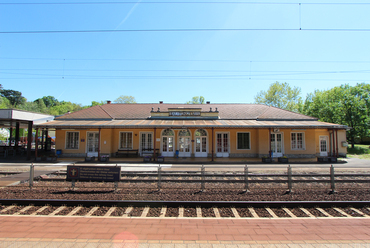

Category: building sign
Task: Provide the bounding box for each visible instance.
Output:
[66,166,121,182]
[169,111,201,116]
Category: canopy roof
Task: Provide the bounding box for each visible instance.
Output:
[0,109,54,129]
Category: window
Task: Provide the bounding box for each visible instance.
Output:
[237,132,250,150]
[291,132,305,150]
[66,132,79,149]
[119,132,133,149]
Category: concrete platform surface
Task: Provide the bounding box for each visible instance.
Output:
[0,216,370,247]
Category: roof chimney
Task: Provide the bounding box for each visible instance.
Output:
[206,101,210,104]
[159,101,163,104]
[107,100,111,104]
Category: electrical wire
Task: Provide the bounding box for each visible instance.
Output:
[3,28,370,34]
[1,2,370,5]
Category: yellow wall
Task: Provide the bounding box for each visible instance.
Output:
[55,127,347,158]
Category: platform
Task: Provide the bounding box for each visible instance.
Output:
[0,216,370,247]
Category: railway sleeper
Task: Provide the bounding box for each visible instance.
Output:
[1,204,370,219]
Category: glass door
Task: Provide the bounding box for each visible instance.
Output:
[140,132,153,156]
[271,133,283,157]
[195,129,207,157]
[161,129,174,157]
[86,132,99,157]
[320,136,328,156]
[216,133,229,157]
[178,130,191,157]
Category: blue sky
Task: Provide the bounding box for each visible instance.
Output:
[0,0,369,106]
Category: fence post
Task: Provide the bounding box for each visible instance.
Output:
[201,164,205,191]
[158,164,161,191]
[71,163,75,190]
[287,164,292,193]
[244,164,249,192]
[330,164,335,193]
[29,163,34,189]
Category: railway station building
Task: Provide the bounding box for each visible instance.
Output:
[36,102,349,162]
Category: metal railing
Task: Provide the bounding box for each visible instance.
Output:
[31,163,370,192]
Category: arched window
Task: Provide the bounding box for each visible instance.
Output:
[179,129,191,136]
[195,129,207,137]
[162,129,174,136]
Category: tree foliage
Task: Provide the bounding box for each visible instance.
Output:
[90,100,106,107]
[114,95,136,104]
[187,96,206,104]
[254,82,303,112]
[303,83,370,148]
[0,89,26,107]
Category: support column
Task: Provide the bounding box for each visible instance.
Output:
[35,128,39,160]
[211,127,214,162]
[27,121,33,161]
[45,129,49,151]
[335,129,339,158]
[15,122,20,149]
[269,128,272,158]
[98,128,101,160]
[153,127,157,161]
[41,129,45,151]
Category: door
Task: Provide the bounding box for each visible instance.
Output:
[320,136,328,156]
[216,133,229,157]
[140,132,153,156]
[271,133,283,157]
[178,130,191,157]
[86,132,99,157]
[195,129,207,157]
[161,129,174,157]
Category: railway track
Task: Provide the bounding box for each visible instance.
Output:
[1,200,370,219]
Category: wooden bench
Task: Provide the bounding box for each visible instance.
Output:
[141,148,159,156]
[116,149,139,157]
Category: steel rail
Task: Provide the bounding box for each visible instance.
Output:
[52,171,370,178]
[37,178,370,184]
[1,199,370,208]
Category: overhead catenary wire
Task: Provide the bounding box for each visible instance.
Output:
[2,28,370,34]
[1,1,370,5]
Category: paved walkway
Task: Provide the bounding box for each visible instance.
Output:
[0,216,370,247]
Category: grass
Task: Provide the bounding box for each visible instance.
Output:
[347,144,370,160]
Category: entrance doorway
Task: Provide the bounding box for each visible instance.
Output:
[216,132,229,157]
[195,129,207,157]
[161,129,174,157]
[271,133,283,157]
[140,132,153,156]
[320,136,328,156]
[86,132,99,157]
[178,129,191,157]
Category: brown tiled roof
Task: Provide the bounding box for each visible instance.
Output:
[37,119,348,129]
[56,103,317,121]
[56,105,112,120]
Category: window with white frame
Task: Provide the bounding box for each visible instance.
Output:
[66,132,79,149]
[119,132,133,149]
[291,132,305,150]
[237,132,250,150]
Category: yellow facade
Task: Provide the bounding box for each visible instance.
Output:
[56,127,347,159]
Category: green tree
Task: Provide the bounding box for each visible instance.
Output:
[49,101,84,116]
[254,82,303,112]
[90,100,106,107]
[34,96,59,108]
[0,96,11,109]
[113,95,136,104]
[304,83,370,148]
[0,89,26,107]
[187,96,205,104]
